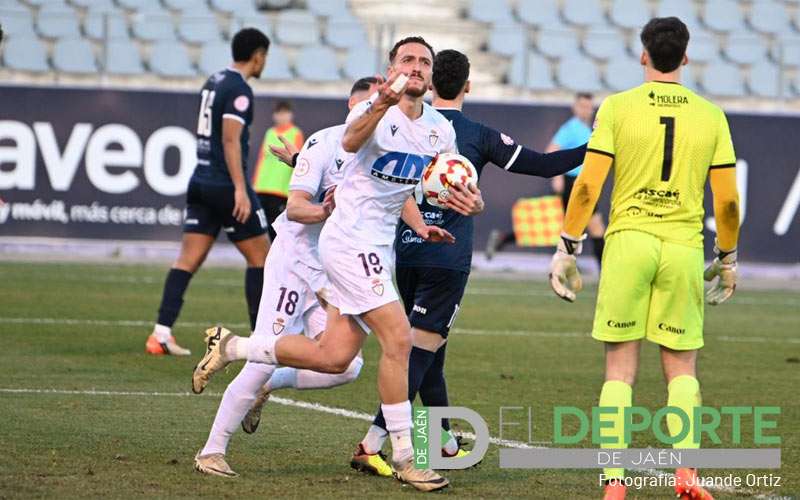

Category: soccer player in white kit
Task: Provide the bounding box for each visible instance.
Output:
[191,37,456,491]
[193,78,379,478]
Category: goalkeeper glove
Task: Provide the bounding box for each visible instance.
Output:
[704,240,737,305]
[549,232,586,302]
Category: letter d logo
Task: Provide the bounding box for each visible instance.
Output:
[427,407,489,469]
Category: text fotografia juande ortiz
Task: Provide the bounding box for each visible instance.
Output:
[597,473,782,490]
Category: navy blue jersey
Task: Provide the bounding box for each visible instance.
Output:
[191,68,255,186]
[395,108,523,271]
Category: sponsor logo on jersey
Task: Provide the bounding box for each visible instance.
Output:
[335,158,344,170]
[413,304,427,315]
[295,158,310,177]
[658,322,685,334]
[272,317,285,335]
[607,320,636,328]
[500,133,515,146]
[370,152,434,185]
[648,90,688,108]
[234,95,250,112]
[429,130,439,147]
[371,279,384,296]
[390,124,399,136]
[400,228,424,244]
[307,138,318,148]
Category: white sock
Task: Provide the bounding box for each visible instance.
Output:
[224,335,279,364]
[267,356,363,392]
[381,401,413,464]
[442,429,459,455]
[200,362,275,456]
[153,324,171,343]
[361,424,388,455]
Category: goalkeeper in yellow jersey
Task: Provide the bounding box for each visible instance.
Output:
[549,17,740,500]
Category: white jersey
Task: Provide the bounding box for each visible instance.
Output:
[326,97,457,245]
[271,124,353,270]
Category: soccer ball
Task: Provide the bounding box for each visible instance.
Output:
[421,153,478,208]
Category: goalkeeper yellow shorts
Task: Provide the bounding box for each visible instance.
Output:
[592,230,705,351]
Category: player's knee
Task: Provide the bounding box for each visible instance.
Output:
[340,356,363,383]
[383,330,412,363]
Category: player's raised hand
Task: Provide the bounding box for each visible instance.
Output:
[704,242,737,305]
[417,225,455,244]
[322,186,336,217]
[232,188,251,224]
[444,182,485,216]
[376,72,408,108]
[549,233,585,302]
[269,135,299,167]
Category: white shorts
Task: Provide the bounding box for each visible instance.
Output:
[253,234,325,338]
[318,223,399,316]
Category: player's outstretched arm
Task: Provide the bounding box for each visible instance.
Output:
[286,189,333,224]
[341,73,407,153]
[269,135,300,167]
[506,144,589,178]
[222,117,250,224]
[705,167,740,305]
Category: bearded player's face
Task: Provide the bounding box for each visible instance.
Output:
[389,43,433,98]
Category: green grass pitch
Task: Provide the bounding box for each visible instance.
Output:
[0,261,797,498]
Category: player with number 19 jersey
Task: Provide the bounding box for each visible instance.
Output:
[320,96,457,314]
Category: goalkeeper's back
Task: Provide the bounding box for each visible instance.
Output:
[586,81,736,248]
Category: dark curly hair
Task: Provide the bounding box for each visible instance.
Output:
[640,17,690,73]
[432,49,470,100]
[388,36,434,63]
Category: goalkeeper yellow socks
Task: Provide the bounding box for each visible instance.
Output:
[667,375,701,449]
[599,380,632,480]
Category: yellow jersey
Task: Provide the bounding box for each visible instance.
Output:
[587,81,736,248]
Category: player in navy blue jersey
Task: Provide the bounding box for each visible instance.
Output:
[351,49,589,471]
[145,28,271,356]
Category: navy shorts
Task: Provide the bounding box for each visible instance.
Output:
[396,266,469,338]
[183,180,268,242]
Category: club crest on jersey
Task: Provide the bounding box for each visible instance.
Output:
[272,318,285,335]
[390,124,399,136]
[295,158,310,177]
[500,133,515,145]
[234,95,249,112]
[429,130,439,147]
[371,279,384,296]
[370,152,434,184]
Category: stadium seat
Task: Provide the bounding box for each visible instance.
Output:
[262,43,293,80]
[228,13,272,38]
[686,34,719,63]
[561,0,606,27]
[105,39,145,74]
[773,37,800,68]
[163,0,206,11]
[210,0,260,16]
[132,12,176,41]
[556,55,602,92]
[295,45,340,82]
[307,0,349,18]
[487,23,528,57]
[53,37,97,73]
[116,0,161,10]
[84,10,129,40]
[72,0,116,8]
[748,1,792,35]
[198,41,229,75]
[326,13,368,49]
[517,0,563,28]
[0,7,36,37]
[24,0,60,5]
[37,5,81,39]
[467,0,513,24]
[603,55,642,91]
[275,9,320,46]
[724,36,767,65]
[702,0,745,33]
[178,14,221,44]
[536,29,581,59]
[343,46,380,81]
[656,0,700,31]
[608,0,651,30]
[508,52,555,90]
[149,41,195,77]
[261,0,292,8]
[2,36,49,72]
[583,27,627,60]
[700,61,746,96]
[748,60,783,97]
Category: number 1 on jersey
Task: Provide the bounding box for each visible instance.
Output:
[659,116,675,181]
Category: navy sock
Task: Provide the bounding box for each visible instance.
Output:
[156,268,193,327]
[420,343,450,431]
[592,237,605,270]
[372,346,437,430]
[245,267,264,331]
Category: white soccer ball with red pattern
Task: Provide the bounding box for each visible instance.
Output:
[421,153,478,209]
